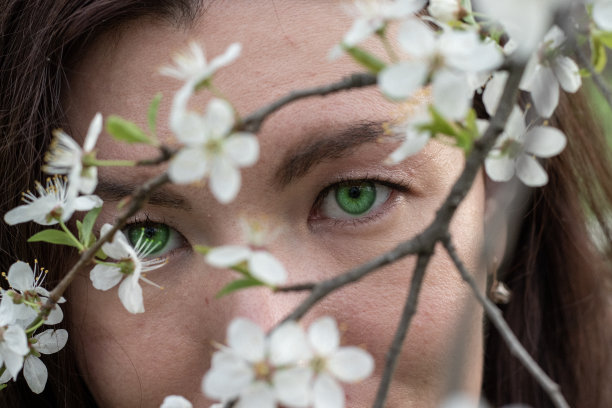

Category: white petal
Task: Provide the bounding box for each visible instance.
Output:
[248,251,287,286]
[73,194,103,211]
[524,127,566,157]
[117,275,144,314]
[7,261,34,292]
[78,168,98,195]
[208,43,242,74]
[553,56,581,93]
[378,61,429,100]
[160,395,193,408]
[328,347,374,383]
[202,351,254,400]
[100,225,131,260]
[23,355,47,394]
[4,197,57,226]
[308,316,339,357]
[205,246,252,268]
[516,154,548,187]
[224,133,259,167]
[0,367,10,383]
[34,329,68,354]
[169,84,196,139]
[227,318,266,363]
[594,1,612,31]
[168,147,209,184]
[3,325,29,356]
[83,113,102,152]
[45,304,64,325]
[483,71,509,116]
[397,19,436,58]
[529,66,559,118]
[484,156,515,182]
[90,264,123,290]
[343,19,377,47]
[210,157,241,204]
[432,70,472,121]
[235,382,276,408]
[313,373,344,408]
[269,321,312,366]
[385,128,430,164]
[205,98,235,138]
[273,366,313,408]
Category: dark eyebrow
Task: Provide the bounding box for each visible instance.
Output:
[95,180,192,210]
[274,120,385,188]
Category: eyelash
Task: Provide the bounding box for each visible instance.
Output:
[309,176,410,227]
[123,213,188,258]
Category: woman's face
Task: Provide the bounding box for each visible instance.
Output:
[64,2,487,407]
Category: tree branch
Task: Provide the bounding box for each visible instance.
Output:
[237,73,377,134]
[441,236,570,408]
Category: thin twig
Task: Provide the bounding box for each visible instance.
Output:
[28,172,170,329]
[372,253,433,408]
[237,73,377,133]
[442,236,570,408]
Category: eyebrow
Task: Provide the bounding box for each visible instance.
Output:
[274,120,386,188]
[95,180,192,211]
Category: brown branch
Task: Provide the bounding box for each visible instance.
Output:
[442,236,570,408]
[135,145,176,166]
[237,73,377,134]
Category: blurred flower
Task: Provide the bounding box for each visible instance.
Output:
[428,0,463,23]
[160,395,193,408]
[593,0,612,31]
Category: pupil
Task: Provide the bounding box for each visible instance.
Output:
[144,226,157,239]
[348,186,361,199]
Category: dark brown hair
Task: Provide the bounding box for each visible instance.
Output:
[0,1,610,407]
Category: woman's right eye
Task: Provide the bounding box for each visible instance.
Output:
[124,222,184,258]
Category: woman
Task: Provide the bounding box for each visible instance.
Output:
[0,1,610,407]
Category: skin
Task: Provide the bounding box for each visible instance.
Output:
[64,2,488,407]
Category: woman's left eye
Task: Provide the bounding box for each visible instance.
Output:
[124,222,183,257]
[317,180,392,220]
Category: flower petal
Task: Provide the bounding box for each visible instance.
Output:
[35,329,68,354]
[524,127,566,157]
[529,66,559,118]
[73,195,103,211]
[484,156,515,182]
[202,351,254,400]
[308,316,339,357]
[235,382,276,408]
[117,274,144,314]
[432,69,472,121]
[7,261,35,292]
[208,43,242,74]
[313,373,344,408]
[269,321,312,366]
[23,355,47,394]
[516,154,548,187]
[210,157,241,204]
[397,18,436,58]
[553,56,581,93]
[483,71,509,116]
[224,133,259,167]
[90,264,123,291]
[168,147,209,184]
[83,113,102,152]
[594,1,612,31]
[273,366,313,408]
[385,128,430,165]
[205,98,235,138]
[206,246,252,268]
[45,304,64,325]
[227,318,266,363]
[248,251,287,286]
[160,395,193,408]
[378,61,429,100]
[327,347,374,383]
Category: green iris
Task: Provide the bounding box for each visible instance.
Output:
[127,224,170,254]
[335,181,377,215]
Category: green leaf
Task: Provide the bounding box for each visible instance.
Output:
[28,229,81,248]
[591,37,608,73]
[76,220,83,243]
[147,93,162,138]
[106,115,152,144]
[95,249,107,260]
[216,278,263,298]
[80,207,102,247]
[0,383,6,391]
[596,31,612,49]
[419,106,458,138]
[343,45,386,73]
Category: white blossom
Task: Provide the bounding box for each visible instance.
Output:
[378,19,502,120]
[21,329,68,394]
[3,176,102,226]
[90,224,166,314]
[160,42,242,87]
[484,106,567,187]
[0,295,29,381]
[593,0,612,31]
[385,104,431,164]
[428,0,463,23]
[206,245,287,287]
[42,113,102,195]
[168,94,259,204]
[160,395,193,408]
[519,26,581,118]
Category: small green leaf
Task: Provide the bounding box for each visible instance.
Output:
[216,278,263,298]
[591,37,608,73]
[0,383,7,391]
[76,220,83,242]
[596,31,612,49]
[343,45,386,73]
[147,93,162,138]
[419,106,459,139]
[106,116,152,144]
[28,229,81,248]
[95,249,107,260]
[81,207,102,247]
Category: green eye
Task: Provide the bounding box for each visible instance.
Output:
[126,223,175,257]
[335,182,376,215]
[321,180,391,220]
